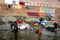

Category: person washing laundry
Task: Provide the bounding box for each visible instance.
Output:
[35,26,42,40]
[53,21,59,34]
[11,21,18,33]
[39,18,46,28]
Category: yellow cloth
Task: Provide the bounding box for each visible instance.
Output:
[33,23,40,27]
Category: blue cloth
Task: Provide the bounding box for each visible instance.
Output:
[40,21,46,26]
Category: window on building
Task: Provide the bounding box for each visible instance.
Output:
[24,6,34,10]
[7,4,12,9]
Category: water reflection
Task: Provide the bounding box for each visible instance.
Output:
[14,33,18,40]
[10,31,18,40]
[52,35,60,40]
[53,36,57,40]
[38,33,42,40]
[0,26,60,40]
[0,30,60,40]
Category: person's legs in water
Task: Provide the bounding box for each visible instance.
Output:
[14,28,18,33]
[14,28,18,40]
[14,32,18,40]
[37,28,42,40]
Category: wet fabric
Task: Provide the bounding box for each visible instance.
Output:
[35,29,42,34]
[40,21,46,26]
[16,20,23,24]
[33,23,40,27]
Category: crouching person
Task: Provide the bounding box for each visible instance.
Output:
[35,27,42,40]
[38,28,42,40]
[53,22,58,34]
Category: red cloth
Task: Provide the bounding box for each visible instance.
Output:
[16,20,23,24]
[27,12,39,16]
[19,2,25,5]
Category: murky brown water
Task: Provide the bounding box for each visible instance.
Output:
[0,30,60,40]
[0,24,60,40]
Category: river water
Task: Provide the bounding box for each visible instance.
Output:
[0,23,60,40]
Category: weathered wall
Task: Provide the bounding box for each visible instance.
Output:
[0,0,5,4]
[0,4,60,17]
[0,4,46,16]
